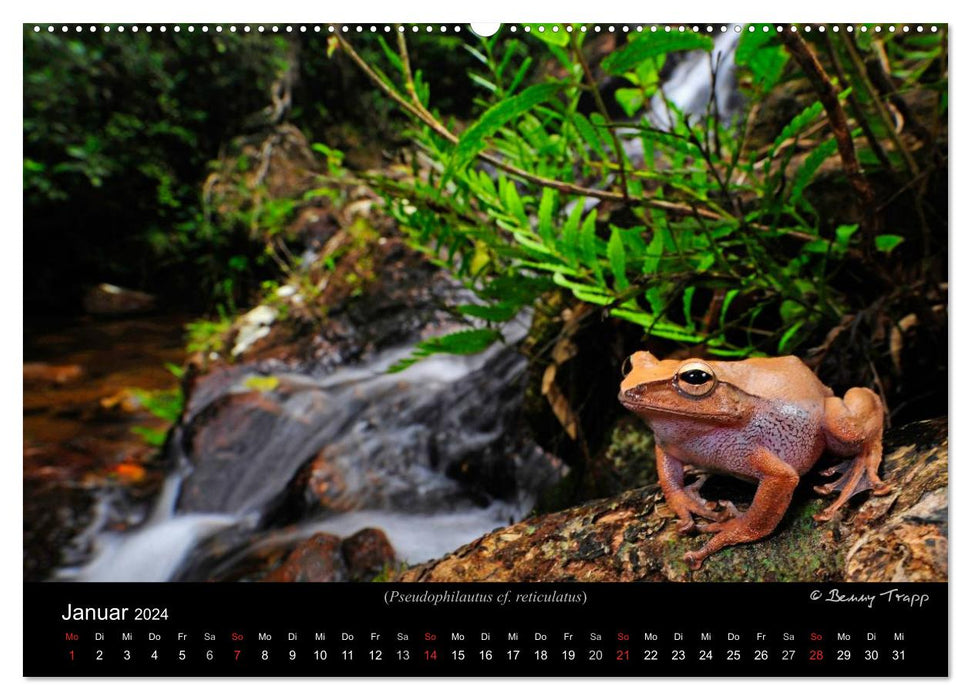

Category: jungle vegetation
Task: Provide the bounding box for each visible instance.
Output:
[24,24,948,426]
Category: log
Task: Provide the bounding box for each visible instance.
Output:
[398,418,947,583]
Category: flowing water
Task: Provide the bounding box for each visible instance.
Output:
[31,36,741,583]
[57,313,561,582]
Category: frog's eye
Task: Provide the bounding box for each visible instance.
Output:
[675,361,717,398]
[621,355,633,377]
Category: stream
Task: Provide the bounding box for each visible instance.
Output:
[57,316,561,582]
[26,31,741,583]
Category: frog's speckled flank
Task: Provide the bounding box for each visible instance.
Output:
[619,351,888,569]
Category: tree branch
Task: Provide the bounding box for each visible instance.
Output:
[334,32,819,245]
[780,29,877,237]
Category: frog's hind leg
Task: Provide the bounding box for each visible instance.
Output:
[814,388,889,523]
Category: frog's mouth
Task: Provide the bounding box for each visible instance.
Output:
[618,396,738,420]
[618,384,744,421]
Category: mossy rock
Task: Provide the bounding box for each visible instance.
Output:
[398,418,947,583]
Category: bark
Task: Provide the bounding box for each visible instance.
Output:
[398,418,947,583]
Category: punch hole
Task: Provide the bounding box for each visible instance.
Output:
[470,23,501,37]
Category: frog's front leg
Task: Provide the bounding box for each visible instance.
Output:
[815,388,888,522]
[683,448,798,570]
[655,445,727,533]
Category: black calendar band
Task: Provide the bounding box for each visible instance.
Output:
[24,582,947,677]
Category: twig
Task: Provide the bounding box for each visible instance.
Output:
[568,30,629,200]
[838,32,920,179]
[821,32,894,173]
[334,32,820,245]
[780,29,878,239]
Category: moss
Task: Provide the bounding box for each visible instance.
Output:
[603,417,657,487]
[243,375,280,393]
[682,499,841,582]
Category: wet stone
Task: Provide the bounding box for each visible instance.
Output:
[341,528,396,581]
[262,533,347,583]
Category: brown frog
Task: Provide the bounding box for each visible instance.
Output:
[618,351,889,569]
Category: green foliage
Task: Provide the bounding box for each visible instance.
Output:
[128,363,185,447]
[735,26,789,93]
[186,313,232,356]
[387,328,504,373]
[344,24,945,367]
[601,31,713,75]
[24,28,293,310]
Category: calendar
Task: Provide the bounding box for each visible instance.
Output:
[23,19,949,681]
[25,583,946,676]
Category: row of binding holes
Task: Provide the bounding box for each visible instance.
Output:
[32,25,941,34]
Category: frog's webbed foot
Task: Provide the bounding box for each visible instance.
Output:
[683,474,738,522]
[694,501,742,532]
[813,451,890,522]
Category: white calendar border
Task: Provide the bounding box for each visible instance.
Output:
[4,0,964,697]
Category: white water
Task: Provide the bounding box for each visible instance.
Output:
[60,315,542,582]
[65,504,519,582]
[650,29,740,129]
[57,36,743,583]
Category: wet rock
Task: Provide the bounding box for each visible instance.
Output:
[176,388,300,515]
[262,533,347,582]
[176,329,561,521]
[83,283,156,315]
[23,479,96,581]
[341,528,396,580]
[397,418,947,583]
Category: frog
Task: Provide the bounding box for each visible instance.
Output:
[618,350,889,570]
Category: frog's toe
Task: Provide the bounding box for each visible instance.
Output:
[696,519,734,534]
[676,517,698,535]
[871,480,893,497]
[683,550,705,571]
[813,506,836,523]
[715,500,741,520]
